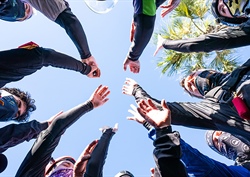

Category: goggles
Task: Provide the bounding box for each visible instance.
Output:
[223,0,247,17]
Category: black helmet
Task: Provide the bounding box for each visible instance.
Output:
[115,170,134,177]
[210,0,248,26]
[0,154,7,173]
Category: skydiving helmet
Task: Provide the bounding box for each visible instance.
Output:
[211,0,249,26]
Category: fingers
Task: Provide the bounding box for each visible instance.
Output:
[128,109,137,117]
[102,90,110,99]
[123,58,129,71]
[138,100,147,111]
[98,86,110,99]
[102,98,109,104]
[94,68,101,78]
[85,140,98,153]
[81,154,91,161]
[112,123,118,132]
[122,85,130,94]
[150,167,155,175]
[153,45,163,56]
[161,99,169,110]
[127,117,135,121]
[138,99,153,113]
[123,63,127,71]
[137,107,147,119]
[94,85,103,95]
[130,104,137,111]
[148,99,158,110]
[129,65,140,73]
[130,22,135,42]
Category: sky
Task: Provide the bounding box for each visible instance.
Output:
[0,0,249,176]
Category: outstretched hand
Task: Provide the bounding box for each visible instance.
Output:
[160,0,181,18]
[99,123,119,133]
[73,140,98,177]
[137,99,171,128]
[127,104,146,124]
[122,78,138,96]
[123,58,140,74]
[89,85,110,108]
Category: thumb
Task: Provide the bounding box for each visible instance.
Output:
[81,154,91,161]
[123,62,128,71]
[161,99,169,110]
[130,31,134,42]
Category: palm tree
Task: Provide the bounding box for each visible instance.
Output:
[154,0,240,76]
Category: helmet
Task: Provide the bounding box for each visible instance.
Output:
[205,130,221,154]
[45,156,76,175]
[0,154,7,173]
[114,170,134,177]
[210,0,248,26]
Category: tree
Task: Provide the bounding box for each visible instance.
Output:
[154,0,240,76]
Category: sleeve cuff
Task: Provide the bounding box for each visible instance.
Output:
[81,63,91,75]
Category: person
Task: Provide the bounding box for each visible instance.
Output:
[128,98,250,176]
[123,0,181,74]
[0,0,33,21]
[114,170,134,177]
[131,99,187,176]
[73,123,135,177]
[0,111,63,173]
[0,0,100,74]
[45,124,134,177]
[154,0,250,55]
[15,84,110,176]
[179,62,250,102]
[0,154,7,173]
[76,124,118,177]
[0,41,100,88]
[122,77,250,143]
[0,87,36,122]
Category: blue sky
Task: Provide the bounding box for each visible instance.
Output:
[1,0,248,176]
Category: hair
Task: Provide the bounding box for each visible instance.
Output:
[0,87,36,122]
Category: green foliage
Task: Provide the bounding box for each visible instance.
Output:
[155,0,240,77]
